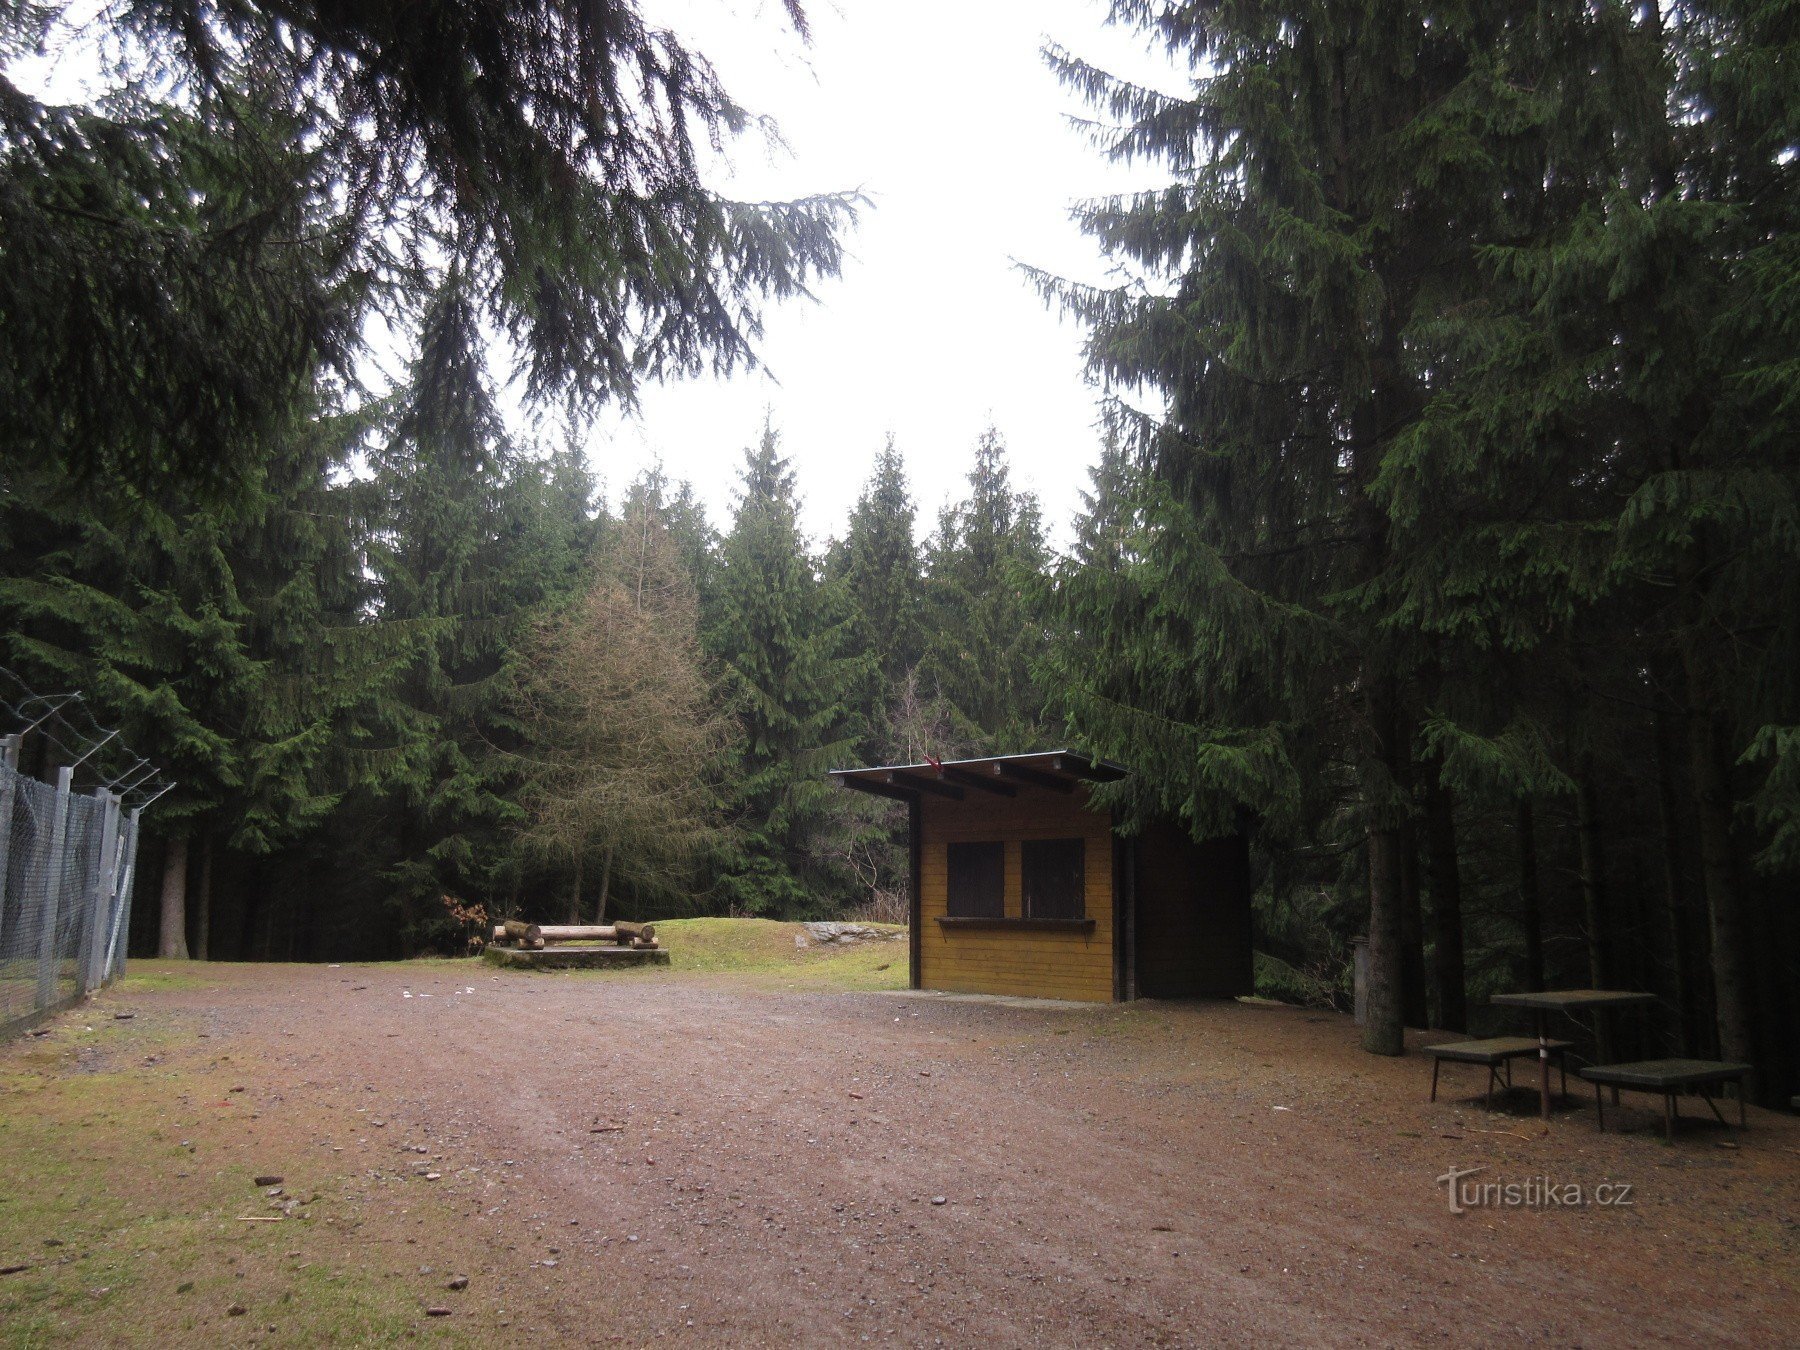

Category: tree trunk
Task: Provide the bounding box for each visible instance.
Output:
[1517,800,1545,992]
[237,883,256,964]
[1363,824,1406,1056]
[1575,763,1614,1064]
[1653,711,1691,1054]
[1348,231,1411,1059]
[194,835,213,962]
[566,852,584,926]
[596,847,614,925]
[257,882,275,961]
[157,832,190,960]
[1666,408,1751,1064]
[1688,709,1754,1065]
[1398,811,1429,1029]
[1424,774,1467,1032]
[1575,767,1609,989]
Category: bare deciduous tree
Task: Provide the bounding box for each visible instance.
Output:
[513,503,733,920]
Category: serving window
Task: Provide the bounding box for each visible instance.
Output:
[945,841,1005,918]
[1021,838,1085,920]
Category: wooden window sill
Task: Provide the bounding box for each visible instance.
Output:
[936,917,1096,933]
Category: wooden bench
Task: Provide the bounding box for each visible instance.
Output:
[1578,1059,1753,1142]
[489,920,658,950]
[1426,1037,1571,1110]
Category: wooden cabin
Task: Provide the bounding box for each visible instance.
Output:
[827,751,1252,1003]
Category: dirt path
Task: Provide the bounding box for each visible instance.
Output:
[6,960,1798,1345]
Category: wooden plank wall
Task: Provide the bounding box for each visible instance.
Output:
[917,788,1115,1002]
[1132,821,1253,998]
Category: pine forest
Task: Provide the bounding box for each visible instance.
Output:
[2,0,1797,1112]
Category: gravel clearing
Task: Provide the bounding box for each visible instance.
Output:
[7,957,1797,1345]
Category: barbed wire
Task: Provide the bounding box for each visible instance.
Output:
[0,666,175,811]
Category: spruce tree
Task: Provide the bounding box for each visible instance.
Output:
[0,386,377,957]
[355,285,597,947]
[1378,1,1800,1064]
[833,437,925,757]
[712,424,861,916]
[1,1,856,488]
[921,428,1051,753]
[1039,3,1568,1054]
[1041,437,1159,819]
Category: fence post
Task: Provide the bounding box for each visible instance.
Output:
[78,789,121,995]
[106,807,142,982]
[35,765,75,1011]
[0,736,19,957]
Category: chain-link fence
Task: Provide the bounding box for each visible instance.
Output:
[0,751,144,1035]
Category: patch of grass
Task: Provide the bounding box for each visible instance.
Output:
[654,918,908,992]
[0,1023,451,1346]
[111,963,218,994]
[363,919,911,994]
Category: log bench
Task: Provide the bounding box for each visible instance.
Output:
[490,920,657,949]
[1426,1037,1572,1110]
[1577,1059,1753,1142]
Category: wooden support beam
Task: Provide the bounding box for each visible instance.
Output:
[1053,756,1127,782]
[837,776,919,803]
[943,768,1017,796]
[996,762,1075,793]
[887,772,964,800]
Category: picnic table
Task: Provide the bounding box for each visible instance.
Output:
[1425,1036,1571,1111]
[1579,1059,1753,1142]
[1490,989,1656,1121]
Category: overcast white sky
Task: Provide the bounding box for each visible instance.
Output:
[592,1,1180,548]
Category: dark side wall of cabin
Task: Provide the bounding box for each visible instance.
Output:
[1125,820,1254,999]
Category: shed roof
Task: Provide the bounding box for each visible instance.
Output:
[826,750,1127,803]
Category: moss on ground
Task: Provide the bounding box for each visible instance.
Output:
[0,1016,452,1346]
[112,965,219,995]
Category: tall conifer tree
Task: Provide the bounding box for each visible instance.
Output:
[922,428,1051,753]
[1040,3,1569,1053]
[833,437,925,757]
[712,425,861,916]
[355,286,596,944]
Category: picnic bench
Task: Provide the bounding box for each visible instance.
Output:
[1578,1059,1753,1142]
[1490,989,1656,1120]
[1426,1037,1571,1110]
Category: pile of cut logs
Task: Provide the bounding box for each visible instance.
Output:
[490,919,659,950]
